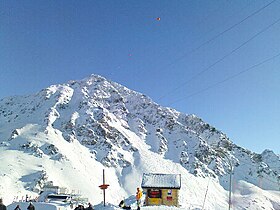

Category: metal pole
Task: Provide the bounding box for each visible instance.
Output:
[202,177,210,210]
[216,149,232,210]
[229,164,232,210]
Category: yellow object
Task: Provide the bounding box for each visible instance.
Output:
[136,188,143,200]
[148,197,162,205]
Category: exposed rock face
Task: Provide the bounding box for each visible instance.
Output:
[0,74,279,193]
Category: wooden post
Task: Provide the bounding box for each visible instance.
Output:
[103,169,105,206]
[99,169,109,207]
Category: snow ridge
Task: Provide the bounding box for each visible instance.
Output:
[0,74,279,209]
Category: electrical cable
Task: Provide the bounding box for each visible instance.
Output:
[168,50,280,105]
[157,0,278,101]
[193,1,254,45]
[156,1,254,74]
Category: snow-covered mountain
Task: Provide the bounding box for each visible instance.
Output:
[0,74,279,209]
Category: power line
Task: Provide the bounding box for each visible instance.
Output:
[190,0,277,55]
[120,2,231,75]
[162,15,280,103]
[157,0,278,101]
[193,1,229,29]
[168,50,280,105]
[189,1,254,51]
[160,1,254,69]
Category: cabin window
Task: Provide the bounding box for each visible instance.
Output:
[148,189,161,198]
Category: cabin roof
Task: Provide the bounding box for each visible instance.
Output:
[141,173,181,189]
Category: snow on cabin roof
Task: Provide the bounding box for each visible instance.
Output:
[141,173,181,189]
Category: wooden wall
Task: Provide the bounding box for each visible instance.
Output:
[162,189,179,207]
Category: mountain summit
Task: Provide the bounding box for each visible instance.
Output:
[0,74,279,209]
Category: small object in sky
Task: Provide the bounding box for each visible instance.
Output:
[156,17,161,21]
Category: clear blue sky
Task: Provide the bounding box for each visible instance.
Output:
[1,0,280,154]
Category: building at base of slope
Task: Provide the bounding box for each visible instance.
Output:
[141,173,181,207]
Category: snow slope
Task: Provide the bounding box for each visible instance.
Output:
[0,74,279,210]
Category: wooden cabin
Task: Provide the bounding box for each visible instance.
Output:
[141,173,181,207]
